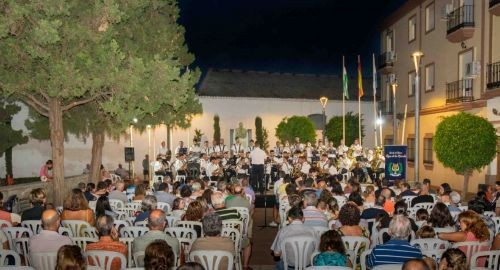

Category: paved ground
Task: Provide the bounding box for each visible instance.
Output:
[249,207,279,269]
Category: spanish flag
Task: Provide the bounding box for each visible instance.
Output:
[358,55,364,98]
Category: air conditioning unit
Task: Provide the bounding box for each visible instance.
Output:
[388,74,397,85]
[465,61,480,78]
[386,51,397,63]
[440,3,454,20]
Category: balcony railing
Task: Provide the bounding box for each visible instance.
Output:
[378,52,394,69]
[378,101,393,115]
[446,79,473,103]
[447,5,475,34]
[491,0,500,8]
[487,61,500,90]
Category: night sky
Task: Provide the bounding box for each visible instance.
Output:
[179,0,406,75]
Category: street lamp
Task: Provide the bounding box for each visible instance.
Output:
[147,125,152,185]
[129,117,139,179]
[412,51,423,183]
[320,96,328,142]
[391,80,398,144]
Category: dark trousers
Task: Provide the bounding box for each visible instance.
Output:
[251,164,265,193]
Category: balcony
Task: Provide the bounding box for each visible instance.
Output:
[378,101,393,115]
[446,79,473,104]
[446,5,475,43]
[491,0,500,16]
[487,61,500,90]
[377,52,395,74]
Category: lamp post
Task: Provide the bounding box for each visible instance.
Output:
[147,124,152,185]
[412,51,423,183]
[320,96,328,142]
[391,81,398,144]
[129,117,138,179]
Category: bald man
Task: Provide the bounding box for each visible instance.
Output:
[28,209,72,253]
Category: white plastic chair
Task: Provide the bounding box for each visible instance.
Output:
[114,220,129,235]
[135,220,148,227]
[413,202,434,211]
[120,226,149,238]
[483,211,495,218]
[118,237,135,268]
[55,206,63,215]
[0,249,21,266]
[165,227,197,259]
[458,206,468,212]
[133,251,145,267]
[21,220,42,235]
[342,236,370,270]
[434,227,457,234]
[58,226,73,237]
[85,250,127,270]
[280,236,317,270]
[333,196,347,208]
[30,252,58,270]
[189,250,234,270]
[470,249,500,270]
[360,249,372,270]
[311,226,329,239]
[109,199,125,211]
[176,221,204,237]
[82,227,99,240]
[493,217,500,234]
[157,202,171,214]
[452,241,490,265]
[372,264,404,270]
[13,237,30,266]
[410,238,450,261]
[71,236,98,250]
[166,216,180,228]
[401,196,417,207]
[2,227,33,251]
[222,220,244,233]
[279,202,290,228]
[221,227,242,270]
[61,220,92,237]
[0,267,35,270]
[228,207,250,238]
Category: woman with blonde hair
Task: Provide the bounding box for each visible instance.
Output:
[60,189,95,225]
[56,245,85,270]
[362,185,376,208]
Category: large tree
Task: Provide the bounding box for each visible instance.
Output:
[275,116,316,144]
[325,112,365,146]
[434,112,497,198]
[0,101,28,177]
[0,1,200,204]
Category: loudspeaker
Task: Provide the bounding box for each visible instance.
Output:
[124,147,135,162]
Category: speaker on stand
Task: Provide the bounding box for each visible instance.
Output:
[124,147,135,179]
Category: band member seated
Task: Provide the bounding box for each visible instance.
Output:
[158,141,170,164]
[206,156,223,181]
[231,137,243,157]
[153,155,168,176]
[174,153,188,176]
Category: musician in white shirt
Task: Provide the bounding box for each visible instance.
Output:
[279,151,292,176]
[231,137,243,157]
[249,142,267,193]
[173,153,188,175]
[158,141,169,158]
[246,139,255,153]
[351,138,363,158]
[292,137,304,152]
[318,153,330,175]
[214,138,227,154]
[152,156,166,176]
[298,156,311,175]
[189,139,202,154]
[337,139,349,156]
[328,161,339,176]
[236,151,249,176]
[206,156,222,179]
[174,141,187,156]
[283,140,291,154]
[199,153,210,175]
[274,141,282,158]
[201,141,211,155]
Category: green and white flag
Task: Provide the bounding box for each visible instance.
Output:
[343,64,349,99]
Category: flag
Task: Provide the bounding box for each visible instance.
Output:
[358,55,364,98]
[372,54,377,96]
[342,61,349,99]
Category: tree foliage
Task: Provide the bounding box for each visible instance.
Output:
[213,115,221,143]
[434,112,496,174]
[325,112,364,146]
[0,101,28,176]
[255,116,264,147]
[275,116,316,143]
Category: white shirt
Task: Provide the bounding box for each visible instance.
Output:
[190,145,201,153]
[329,165,339,175]
[250,147,266,165]
[231,144,243,155]
[246,145,255,153]
[206,162,219,177]
[199,159,209,172]
[214,145,226,153]
[300,162,311,174]
[173,159,186,171]
[152,161,163,172]
[158,147,168,156]
[337,145,348,156]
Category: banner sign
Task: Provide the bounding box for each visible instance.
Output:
[384,145,407,184]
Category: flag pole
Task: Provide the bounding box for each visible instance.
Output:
[357,55,362,146]
[342,56,346,144]
[379,110,383,147]
[372,54,378,147]
[401,104,408,145]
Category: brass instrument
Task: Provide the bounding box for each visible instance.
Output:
[370,147,384,171]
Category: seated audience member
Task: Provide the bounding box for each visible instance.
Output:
[86,215,127,270]
[313,230,352,267]
[302,190,328,227]
[212,192,240,220]
[176,262,205,270]
[114,164,128,180]
[411,182,434,207]
[399,182,417,197]
[271,206,316,270]
[416,225,436,239]
[426,202,455,229]
[225,183,252,210]
[361,195,388,221]
[108,180,128,204]
[337,203,369,238]
[29,209,72,255]
[438,248,467,270]
[438,183,452,196]
[415,209,429,223]
[56,245,86,270]
[60,189,95,226]
[132,209,180,258]
[0,192,21,226]
[21,188,46,221]
[155,182,177,206]
[467,197,497,235]
[367,215,422,267]
[135,195,157,224]
[422,178,436,194]
[182,201,204,237]
[84,183,96,201]
[171,198,186,217]
[380,200,418,237]
[95,196,118,219]
[448,191,462,213]
[402,258,431,270]
[144,240,175,270]
[381,188,395,215]
[134,183,147,201]
[362,185,376,208]
[93,181,109,198]
[191,213,235,270]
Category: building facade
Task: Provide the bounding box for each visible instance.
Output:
[378,0,500,192]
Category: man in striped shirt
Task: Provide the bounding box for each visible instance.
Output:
[302,190,328,227]
[367,215,422,267]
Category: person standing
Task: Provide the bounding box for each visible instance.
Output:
[250,142,266,194]
[142,155,149,180]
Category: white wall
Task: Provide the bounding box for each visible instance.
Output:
[0,97,378,178]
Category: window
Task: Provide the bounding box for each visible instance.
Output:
[425,3,435,32]
[408,16,416,42]
[408,71,416,96]
[459,49,473,79]
[424,137,433,164]
[407,137,415,162]
[386,30,394,52]
[425,64,435,92]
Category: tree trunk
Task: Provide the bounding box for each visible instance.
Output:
[89,131,105,183]
[462,172,469,201]
[48,98,65,206]
[5,147,12,177]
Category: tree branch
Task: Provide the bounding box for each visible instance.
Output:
[62,96,97,111]
[22,93,50,112]
[22,98,49,117]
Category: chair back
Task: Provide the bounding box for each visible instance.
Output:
[30,252,58,270]
[157,202,171,214]
[189,250,234,270]
[492,217,500,234]
[433,227,456,234]
[71,236,98,251]
[360,249,372,270]
[410,238,450,261]
[58,226,73,237]
[120,226,150,238]
[61,220,92,237]
[280,236,317,270]
[165,227,197,258]
[483,211,495,218]
[21,220,42,235]
[413,202,434,211]
[311,226,329,239]
[470,250,500,270]
[109,199,125,211]
[85,250,127,270]
[342,236,370,270]
[133,251,145,267]
[176,221,204,237]
[13,237,30,266]
[452,241,490,265]
[82,227,99,240]
[279,202,290,228]
[228,207,250,238]
[458,206,468,212]
[2,227,33,250]
[221,227,242,253]
[401,196,417,207]
[114,220,129,235]
[333,196,347,208]
[135,220,148,227]
[166,216,180,228]
[118,237,135,268]
[0,249,21,266]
